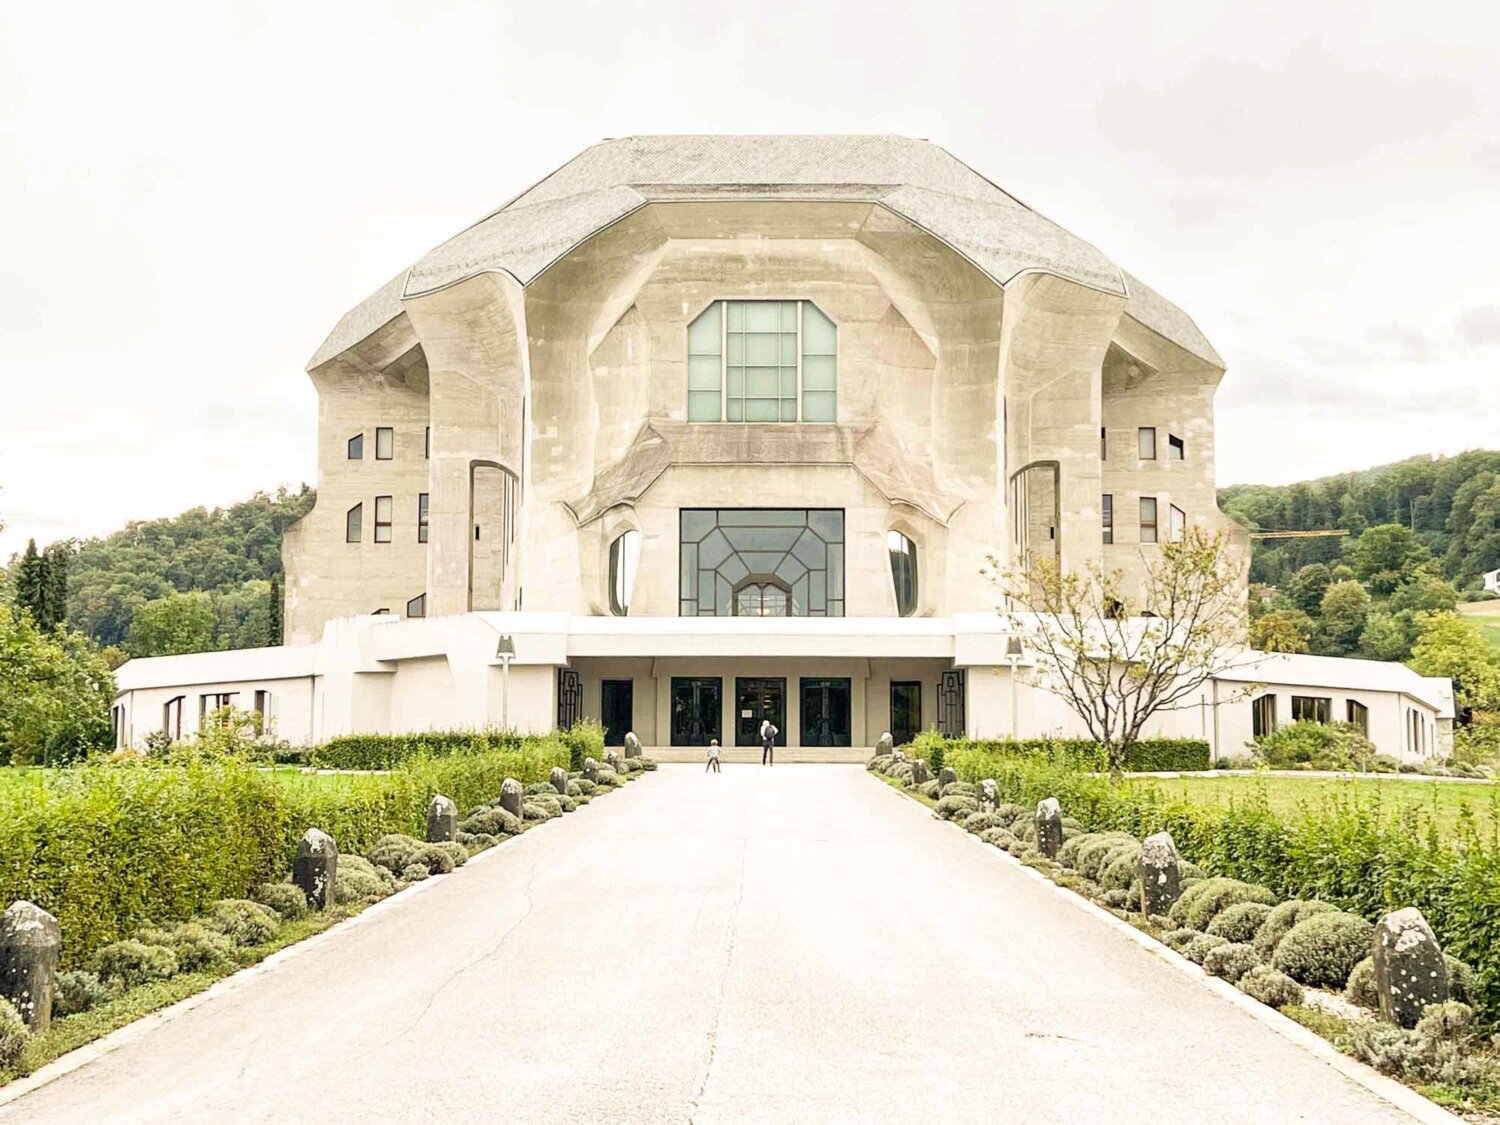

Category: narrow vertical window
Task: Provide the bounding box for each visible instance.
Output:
[609,529,641,616]
[345,503,363,543]
[686,302,723,422]
[424,426,431,459]
[1169,504,1186,542]
[1138,427,1157,460]
[347,433,364,459]
[406,593,426,618]
[374,496,392,543]
[1140,497,1158,543]
[1100,426,1107,460]
[1347,700,1369,735]
[1168,434,1185,460]
[418,493,430,543]
[801,303,838,422]
[1102,494,1113,544]
[887,531,918,617]
[1252,694,1277,738]
[375,427,394,460]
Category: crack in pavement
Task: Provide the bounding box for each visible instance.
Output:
[685,840,747,1125]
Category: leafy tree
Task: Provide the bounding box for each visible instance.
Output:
[0,606,114,764]
[127,592,219,658]
[1317,580,1370,654]
[989,529,1249,775]
[1358,612,1414,662]
[1389,574,1460,615]
[1250,608,1313,654]
[269,573,283,646]
[1351,523,1429,594]
[1408,613,1500,710]
[1445,471,1500,588]
[1285,563,1332,616]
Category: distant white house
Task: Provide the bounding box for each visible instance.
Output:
[1484,569,1500,596]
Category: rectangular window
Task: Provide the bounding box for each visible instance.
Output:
[1252,694,1277,739]
[1347,699,1369,735]
[800,677,852,747]
[347,433,364,459]
[424,426,430,459]
[418,493,429,543]
[1168,434,1185,460]
[406,593,426,618]
[346,503,362,543]
[1102,494,1113,544]
[1138,427,1157,460]
[679,508,844,617]
[162,695,184,741]
[1139,497,1158,543]
[111,704,125,749]
[1292,696,1331,724]
[686,301,723,422]
[688,300,836,424]
[1169,504,1186,542]
[199,692,238,728]
[374,496,392,543]
[1100,426,1107,460]
[375,427,394,460]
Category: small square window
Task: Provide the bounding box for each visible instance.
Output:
[345,503,362,543]
[347,433,364,459]
[1140,497,1158,543]
[375,427,394,460]
[374,496,392,543]
[1138,427,1157,460]
[1168,434,1185,460]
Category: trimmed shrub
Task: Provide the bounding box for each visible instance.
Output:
[1175,879,1277,931]
[1272,912,1376,988]
[1101,889,1131,909]
[408,845,457,876]
[1206,902,1274,945]
[866,754,893,773]
[942,781,980,800]
[367,834,425,873]
[962,811,1006,834]
[310,730,568,771]
[525,794,564,818]
[1099,845,1145,892]
[919,779,942,799]
[1346,956,1378,1009]
[521,801,555,821]
[164,923,236,972]
[203,899,280,947]
[52,969,114,1018]
[1163,928,1201,952]
[432,841,468,868]
[993,803,1025,827]
[93,940,179,987]
[1447,956,1478,1005]
[934,795,979,822]
[1183,934,1229,964]
[1076,834,1138,881]
[252,882,308,922]
[979,827,1018,849]
[570,778,597,797]
[595,767,622,788]
[1203,942,1261,983]
[459,806,522,838]
[1416,1001,1475,1042]
[401,864,429,883]
[0,997,26,1067]
[1239,965,1304,1009]
[335,855,395,905]
[1252,900,1336,958]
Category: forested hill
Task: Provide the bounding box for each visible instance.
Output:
[1219,450,1500,590]
[13,486,316,654]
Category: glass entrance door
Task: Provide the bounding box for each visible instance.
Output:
[735,677,787,747]
[671,677,721,746]
[890,681,921,746]
[800,677,851,747]
[601,679,633,747]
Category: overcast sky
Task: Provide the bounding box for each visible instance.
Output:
[2,0,1497,556]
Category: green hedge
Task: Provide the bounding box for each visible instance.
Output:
[941,741,1500,1024]
[953,737,1210,773]
[0,743,567,965]
[310,730,539,770]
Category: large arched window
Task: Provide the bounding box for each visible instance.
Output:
[888,531,918,617]
[608,529,641,616]
[686,300,837,423]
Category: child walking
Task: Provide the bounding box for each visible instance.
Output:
[705,738,721,773]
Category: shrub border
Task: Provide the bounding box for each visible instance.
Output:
[866,774,1462,1125]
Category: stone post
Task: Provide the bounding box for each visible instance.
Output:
[980,779,998,812]
[583,757,600,783]
[605,750,620,772]
[1373,907,1448,1028]
[938,766,956,790]
[624,732,642,759]
[549,766,569,796]
[426,795,457,843]
[1139,832,1183,918]
[0,901,61,1031]
[499,777,524,818]
[294,829,339,912]
[876,732,893,756]
[910,759,930,785]
[1034,798,1063,859]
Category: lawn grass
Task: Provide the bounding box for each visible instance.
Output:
[1458,601,1500,655]
[1126,773,1500,837]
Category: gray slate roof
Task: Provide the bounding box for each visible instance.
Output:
[310,135,1220,368]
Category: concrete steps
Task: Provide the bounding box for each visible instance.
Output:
[642,746,870,765]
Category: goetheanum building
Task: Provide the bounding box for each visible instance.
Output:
[112,136,1453,761]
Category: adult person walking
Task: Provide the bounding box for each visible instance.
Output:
[760,717,778,766]
[705,738,721,773]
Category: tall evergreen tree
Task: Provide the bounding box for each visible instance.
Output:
[13,540,47,625]
[40,542,70,630]
[269,572,284,646]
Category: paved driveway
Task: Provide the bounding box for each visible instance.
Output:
[3,765,1429,1123]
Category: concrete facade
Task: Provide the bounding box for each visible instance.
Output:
[113,135,1453,761]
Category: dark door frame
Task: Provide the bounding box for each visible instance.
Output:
[601,678,633,746]
[735,676,788,747]
[890,680,922,746]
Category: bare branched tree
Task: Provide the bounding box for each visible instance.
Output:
[986,528,1252,774]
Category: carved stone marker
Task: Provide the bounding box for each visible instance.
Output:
[891,749,905,764]
[499,777,524,818]
[624,732,643,758]
[549,766,569,796]
[426,795,457,843]
[910,759,931,785]
[938,767,957,789]
[1034,798,1063,859]
[294,828,339,912]
[1139,831,1183,917]
[0,901,60,1031]
[604,750,620,772]
[980,779,998,812]
[1373,907,1448,1028]
[876,731,893,756]
[583,757,600,783]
